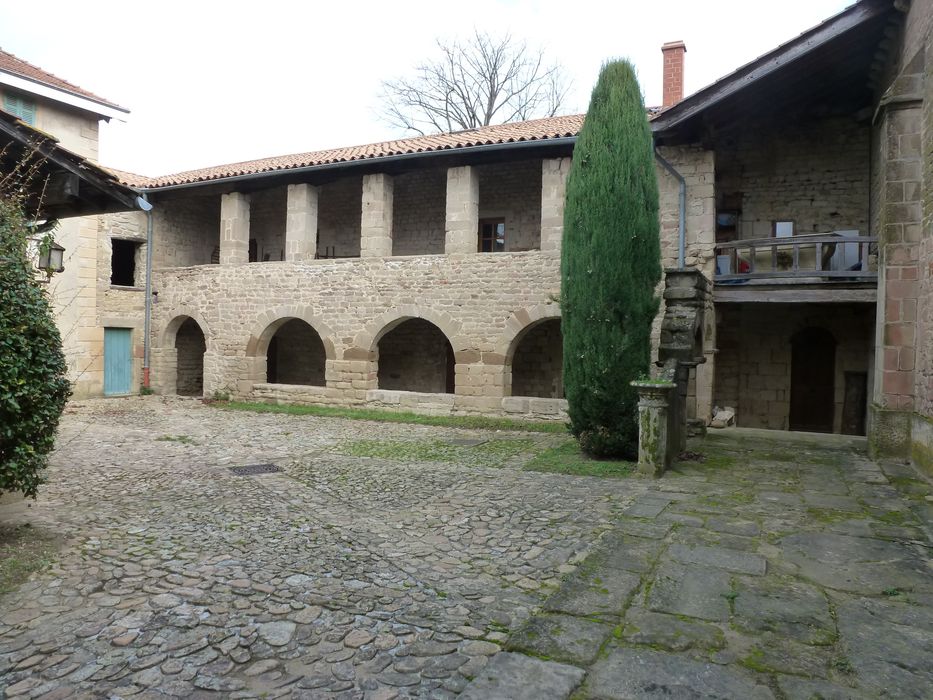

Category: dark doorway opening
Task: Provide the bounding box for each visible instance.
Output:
[378,318,455,393]
[841,371,868,436]
[789,327,836,432]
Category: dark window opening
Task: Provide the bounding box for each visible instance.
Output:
[111,239,140,287]
[478,218,506,253]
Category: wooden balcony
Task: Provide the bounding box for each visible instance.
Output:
[713,233,878,303]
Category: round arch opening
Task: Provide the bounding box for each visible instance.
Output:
[174,317,206,396]
[509,318,563,398]
[377,318,455,393]
[266,319,327,386]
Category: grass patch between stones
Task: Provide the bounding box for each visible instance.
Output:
[523,440,635,478]
[216,400,568,434]
[0,524,60,594]
[336,438,536,465]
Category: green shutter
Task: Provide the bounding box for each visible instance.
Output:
[2,93,37,125]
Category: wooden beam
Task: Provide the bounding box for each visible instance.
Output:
[651,0,890,135]
[714,287,877,304]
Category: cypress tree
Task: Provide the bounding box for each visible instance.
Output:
[561,60,661,458]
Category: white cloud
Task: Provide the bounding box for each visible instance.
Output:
[1,0,850,175]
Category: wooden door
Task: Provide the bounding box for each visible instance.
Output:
[789,327,836,432]
[104,328,133,396]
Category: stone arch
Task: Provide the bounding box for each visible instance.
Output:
[376,318,456,394]
[156,311,212,397]
[495,304,561,359]
[245,305,337,361]
[507,318,563,398]
[352,305,465,357]
[159,309,213,351]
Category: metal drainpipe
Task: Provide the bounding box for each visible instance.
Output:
[142,194,154,388]
[654,148,686,269]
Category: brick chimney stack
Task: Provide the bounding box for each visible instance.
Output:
[661,40,687,108]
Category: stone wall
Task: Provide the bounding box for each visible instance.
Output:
[250,187,287,262]
[175,318,205,396]
[511,319,562,398]
[715,304,874,433]
[319,177,362,257]
[392,168,446,256]
[153,195,219,268]
[478,160,542,251]
[717,117,870,239]
[151,252,563,417]
[269,319,326,386]
[377,319,452,393]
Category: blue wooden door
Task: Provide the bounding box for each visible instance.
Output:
[104,328,133,395]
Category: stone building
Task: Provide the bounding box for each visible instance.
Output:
[4,0,930,468]
[0,50,139,399]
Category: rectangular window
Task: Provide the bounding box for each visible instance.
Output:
[478,218,506,253]
[3,92,37,125]
[773,220,795,238]
[111,239,141,287]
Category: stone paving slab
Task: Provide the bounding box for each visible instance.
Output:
[458,652,584,700]
[668,543,767,575]
[586,646,775,699]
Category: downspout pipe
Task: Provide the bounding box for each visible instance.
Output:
[654,148,686,269]
[141,194,154,388]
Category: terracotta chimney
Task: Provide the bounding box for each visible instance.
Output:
[661,40,687,108]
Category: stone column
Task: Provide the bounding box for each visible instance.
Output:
[285,183,319,262]
[541,158,570,253]
[360,174,394,257]
[220,192,250,265]
[632,380,675,477]
[445,166,479,254]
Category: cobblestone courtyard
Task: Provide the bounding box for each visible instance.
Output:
[1,398,931,698]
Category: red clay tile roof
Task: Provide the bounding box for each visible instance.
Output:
[114,114,587,189]
[0,49,127,112]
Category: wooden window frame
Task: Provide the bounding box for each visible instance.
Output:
[478,217,506,253]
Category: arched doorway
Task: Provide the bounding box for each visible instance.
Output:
[266,319,327,386]
[510,318,563,398]
[377,318,455,393]
[789,327,836,432]
[175,318,206,396]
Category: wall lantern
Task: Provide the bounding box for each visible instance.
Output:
[38,241,65,275]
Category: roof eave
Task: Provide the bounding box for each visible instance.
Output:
[650,0,893,137]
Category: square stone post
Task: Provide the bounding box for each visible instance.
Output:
[220,192,250,265]
[541,158,570,253]
[285,183,319,262]
[445,165,479,254]
[632,380,675,477]
[360,174,394,257]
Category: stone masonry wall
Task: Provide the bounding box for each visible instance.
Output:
[270,319,326,385]
[717,117,870,239]
[153,195,220,268]
[478,160,542,251]
[377,319,451,393]
[250,187,287,262]
[151,252,562,417]
[175,318,205,396]
[715,304,874,433]
[318,177,362,257]
[392,168,446,256]
[511,319,562,398]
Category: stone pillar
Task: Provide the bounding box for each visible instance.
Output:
[285,183,319,262]
[870,99,923,457]
[360,174,394,257]
[445,166,479,254]
[632,381,675,477]
[541,158,570,253]
[220,192,250,265]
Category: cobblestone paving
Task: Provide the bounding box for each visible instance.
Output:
[2,400,932,699]
[0,397,635,698]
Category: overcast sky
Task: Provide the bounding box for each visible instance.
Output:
[2,0,850,177]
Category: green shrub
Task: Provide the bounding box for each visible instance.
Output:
[0,197,71,497]
[561,60,661,458]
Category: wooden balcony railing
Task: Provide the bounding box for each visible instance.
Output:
[715,233,877,282]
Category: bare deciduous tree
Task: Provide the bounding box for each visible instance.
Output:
[380,31,571,135]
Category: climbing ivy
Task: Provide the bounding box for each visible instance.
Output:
[0,193,71,498]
